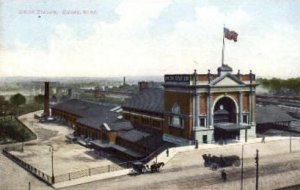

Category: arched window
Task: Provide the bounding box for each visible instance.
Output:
[170,103,183,128]
[172,102,181,114]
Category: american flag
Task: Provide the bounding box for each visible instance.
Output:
[224,27,238,42]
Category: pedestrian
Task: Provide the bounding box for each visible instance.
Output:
[166,148,169,157]
[262,135,265,143]
[195,140,199,149]
[221,169,227,182]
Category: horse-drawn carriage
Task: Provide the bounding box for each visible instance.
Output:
[202,154,240,170]
[131,161,165,174]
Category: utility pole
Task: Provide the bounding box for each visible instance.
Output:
[290,135,292,153]
[241,144,244,190]
[255,149,259,190]
[49,145,54,184]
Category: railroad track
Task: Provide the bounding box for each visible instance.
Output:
[257,95,300,109]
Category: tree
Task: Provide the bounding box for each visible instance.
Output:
[0,95,10,119]
[0,95,5,103]
[10,93,26,116]
[258,77,300,95]
[34,94,44,105]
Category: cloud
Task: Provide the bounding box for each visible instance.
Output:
[0,1,299,78]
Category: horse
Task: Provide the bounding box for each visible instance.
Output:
[150,162,165,172]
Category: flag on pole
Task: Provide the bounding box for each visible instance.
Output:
[224,27,238,42]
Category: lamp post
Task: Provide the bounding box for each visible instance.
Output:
[255,149,259,190]
[49,145,54,184]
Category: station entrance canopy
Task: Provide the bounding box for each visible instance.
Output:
[214,123,251,132]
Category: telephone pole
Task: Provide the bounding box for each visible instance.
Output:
[255,149,259,190]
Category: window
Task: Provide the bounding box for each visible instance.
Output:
[171,116,182,126]
[171,102,181,114]
[142,117,151,125]
[169,103,184,128]
[200,117,206,127]
[243,115,248,124]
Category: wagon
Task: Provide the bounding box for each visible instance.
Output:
[132,161,148,174]
[131,161,165,174]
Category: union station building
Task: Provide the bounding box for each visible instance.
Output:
[123,64,257,145]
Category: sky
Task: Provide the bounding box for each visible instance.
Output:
[0,0,299,78]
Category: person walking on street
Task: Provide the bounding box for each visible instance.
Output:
[221,169,227,182]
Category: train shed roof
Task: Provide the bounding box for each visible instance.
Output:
[256,105,296,124]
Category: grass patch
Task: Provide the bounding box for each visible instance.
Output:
[18,103,43,115]
[0,117,37,144]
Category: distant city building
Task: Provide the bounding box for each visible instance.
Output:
[138,81,162,91]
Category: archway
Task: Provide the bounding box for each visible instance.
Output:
[213,96,239,142]
[213,97,237,124]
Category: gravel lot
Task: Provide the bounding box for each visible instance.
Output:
[1,111,121,190]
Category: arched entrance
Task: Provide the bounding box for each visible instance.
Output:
[213,97,237,124]
[212,96,239,142]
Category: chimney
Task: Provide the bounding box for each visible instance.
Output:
[44,82,50,116]
[123,76,126,86]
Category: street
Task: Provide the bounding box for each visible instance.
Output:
[59,139,300,190]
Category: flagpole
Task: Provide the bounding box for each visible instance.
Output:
[222,26,225,66]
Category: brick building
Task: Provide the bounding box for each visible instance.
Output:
[51,99,166,161]
[123,64,257,145]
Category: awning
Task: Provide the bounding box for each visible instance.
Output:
[65,134,77,141]
[214,123,251,132]
[90,140,111,148]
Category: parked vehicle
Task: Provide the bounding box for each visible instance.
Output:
[132,161,148,174]
[39,116,56,123]
[202,154,240,170]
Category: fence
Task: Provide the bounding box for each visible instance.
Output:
[2,147,52,185]
[54,162,129,183]
[2,146,130,184]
